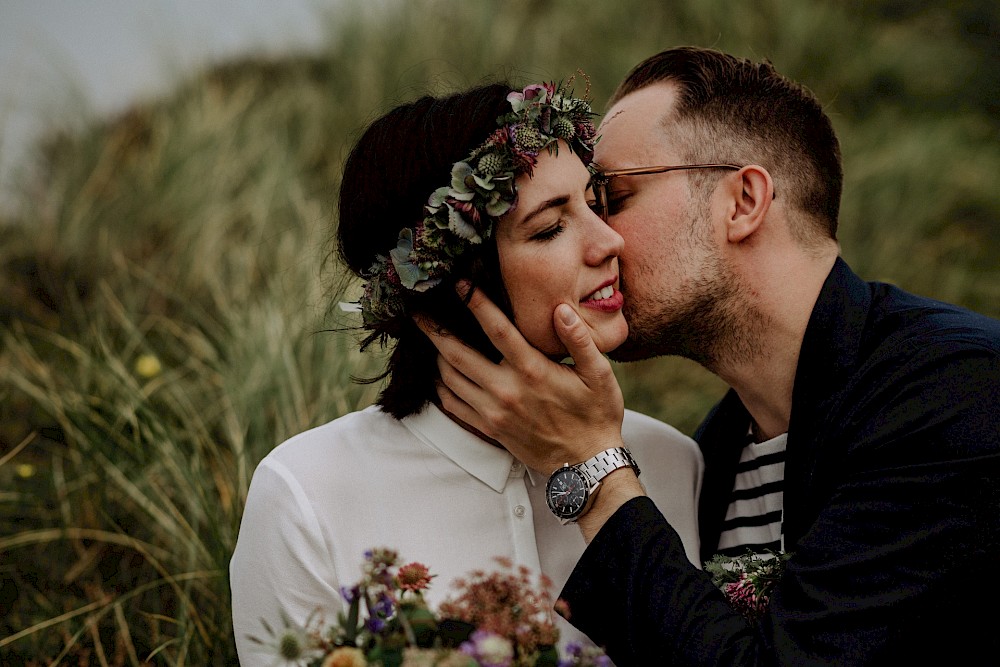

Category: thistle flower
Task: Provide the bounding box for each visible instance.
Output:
[551,117,575,139]
[477,152,505,176]
[511,125,547,151]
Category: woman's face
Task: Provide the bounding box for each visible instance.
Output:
[496,142,628,356]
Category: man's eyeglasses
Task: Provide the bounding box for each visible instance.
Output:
[588,163,742,222]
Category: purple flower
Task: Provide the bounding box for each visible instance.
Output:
[558,641,611,666]
[365,615,386,633]
[363,591,396,634]
[340,585,359,604]
[372,592,395,617]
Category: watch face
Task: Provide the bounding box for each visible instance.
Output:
[546,467,590,519]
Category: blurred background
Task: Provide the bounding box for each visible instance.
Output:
[1,0,997,662]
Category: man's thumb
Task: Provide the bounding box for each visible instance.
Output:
[557,303,579,328]
[554,304,604,370]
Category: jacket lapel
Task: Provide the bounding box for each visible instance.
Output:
[693,258,874,556]
[783,258,871,548]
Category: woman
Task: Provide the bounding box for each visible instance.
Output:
[229,80,703,662]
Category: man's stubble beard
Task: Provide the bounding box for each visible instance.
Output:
[608,207,768,373]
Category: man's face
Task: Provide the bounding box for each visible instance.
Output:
[595,82,746,366]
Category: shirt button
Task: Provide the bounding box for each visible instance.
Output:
[511,462,522,473]
[513,505,526,518]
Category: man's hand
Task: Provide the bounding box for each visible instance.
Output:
[417,285,626,474]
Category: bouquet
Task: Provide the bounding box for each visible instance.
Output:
[249,548,609,667]
[704,550,791,623]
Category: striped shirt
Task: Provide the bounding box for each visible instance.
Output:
[717,431,787,557]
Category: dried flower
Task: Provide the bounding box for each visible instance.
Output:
[438,558,559,657]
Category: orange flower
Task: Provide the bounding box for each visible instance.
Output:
[397,562,435,593]
[321,646,366,667]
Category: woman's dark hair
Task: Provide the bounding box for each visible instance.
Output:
[337,82,516,418]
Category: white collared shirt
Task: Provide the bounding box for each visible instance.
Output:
[231,404,703,664]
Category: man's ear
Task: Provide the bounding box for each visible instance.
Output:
[725,165,773,243]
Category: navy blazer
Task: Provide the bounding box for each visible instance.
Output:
[560,258,1000,665]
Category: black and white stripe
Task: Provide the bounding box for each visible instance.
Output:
[717,433,787,557]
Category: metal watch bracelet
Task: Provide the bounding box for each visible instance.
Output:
[576,446,640,486]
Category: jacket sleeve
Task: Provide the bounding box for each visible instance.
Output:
[559,497,772,666]
[560,346,1000,666]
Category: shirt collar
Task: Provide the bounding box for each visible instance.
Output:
[400,404,537,492]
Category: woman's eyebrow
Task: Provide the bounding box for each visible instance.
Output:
[518,195,570,227]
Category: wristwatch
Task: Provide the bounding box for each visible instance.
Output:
[545,447,640,524]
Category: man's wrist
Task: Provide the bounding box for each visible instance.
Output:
[576,467,645,543]
[544,435,627,477]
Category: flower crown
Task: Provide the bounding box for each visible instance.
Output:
[347,81,598,331]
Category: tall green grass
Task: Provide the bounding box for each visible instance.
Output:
[1,0,997,662]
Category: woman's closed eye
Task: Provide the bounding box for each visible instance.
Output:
[530,221,566,241]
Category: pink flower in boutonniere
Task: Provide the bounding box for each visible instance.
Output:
[705,550,792,623]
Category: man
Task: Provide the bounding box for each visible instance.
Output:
[422,47,1000,665]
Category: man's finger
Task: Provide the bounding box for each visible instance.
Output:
[435,354,487,409]
[418,314,505,391]
[434,378,491,436]
[553,303,615,387]
[463,286,539,368]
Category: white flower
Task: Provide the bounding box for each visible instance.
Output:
[246,611,322,667]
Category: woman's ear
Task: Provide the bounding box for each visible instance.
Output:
[725,165,773,243]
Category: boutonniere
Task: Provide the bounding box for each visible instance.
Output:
[704,550,791,623]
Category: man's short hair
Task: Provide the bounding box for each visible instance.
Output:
[611,46,843,243]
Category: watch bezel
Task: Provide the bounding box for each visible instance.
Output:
[545,465,592,521]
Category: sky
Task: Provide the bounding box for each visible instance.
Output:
[0,0,339,210]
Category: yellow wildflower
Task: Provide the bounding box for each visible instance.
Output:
[135,354,162,378]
